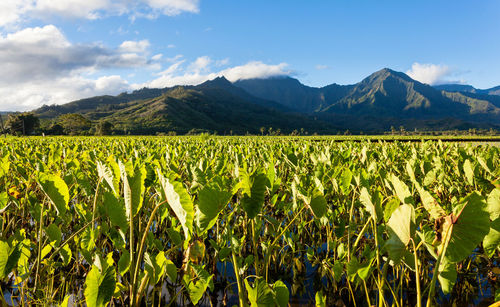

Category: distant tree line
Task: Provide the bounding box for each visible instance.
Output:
[0,112,498,136]
[0,112,115,136]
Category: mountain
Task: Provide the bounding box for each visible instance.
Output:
[234,76,353,112]
[32,69,500,134]
[322,68,471,118]
[236,68,500,123]
[34,77,338,135]
[434,84,500,96]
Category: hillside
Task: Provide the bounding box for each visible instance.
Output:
[236,68,500,125]
[34,77,339,135]
[434,84,500,96]
[33,69,500,134]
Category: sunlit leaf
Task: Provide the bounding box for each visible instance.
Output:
[39,173,70,215]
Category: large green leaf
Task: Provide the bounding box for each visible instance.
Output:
[45,224,62,245]
[385,203,415,264]
[195,186,232,234]
[437,258,457,295]
[118,253,130,276]
[144,252,167,285]
[39,173,70,215]
[307,188,327,219]
[315,290,326,307]
[415,183,445,220]
[463,159,474,186]
[158,170,194,240]
[0,154,9,179]
[183,264,214,305]
[240,169,267,219]
[487,188,500,221]
[103,191,128,231]
[359,187,382,222]
[120,163,146,219]
[165,259,177,282]
[0,192,8,213]
[0,240,10,279]
[273,280,289,307]
[389,174,413,205]
[483,217,500,257]
[129,165,146,217]
[245,278,275,307]
[16,239,31,282]
[84,257,116,307]
[444,192,490,263]
[97,161,117,196]
[340,168,352,194]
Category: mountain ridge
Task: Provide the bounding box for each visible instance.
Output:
[32,68,500,134]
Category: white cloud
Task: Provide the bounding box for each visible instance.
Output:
[144,0,199,16]
[406,63,452,85]
[135,57,290,89]
[216,58,230,66]
[0,25,155,84]
[315,64,329,70]
[118,40,150,53]
[188,56,211,73]
[0,25,157,110]
[0,0,32,28]
[166,54,183,62]
[221,61,289,81]
[0,0,200,27]
[151,53,163,61]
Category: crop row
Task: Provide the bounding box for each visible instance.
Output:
[0,137,498,306]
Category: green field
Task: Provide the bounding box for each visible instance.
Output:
[0,136,499,306]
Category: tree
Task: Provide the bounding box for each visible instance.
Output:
[57,114,91,135]
[47,123,64,135]
[0,114,5,135]
[5,112,40,135]
[95,121,114,136]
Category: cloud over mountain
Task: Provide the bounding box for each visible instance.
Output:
[406,62,452,85]
[0,25,290,111]
[136,57,290,89]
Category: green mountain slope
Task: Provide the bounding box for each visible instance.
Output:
[236,68,500,124]
[34,77,338,134]
[32,69,500,134]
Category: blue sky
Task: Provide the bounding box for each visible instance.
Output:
[1,0,499,110]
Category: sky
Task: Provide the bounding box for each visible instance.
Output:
[1,0,500,111]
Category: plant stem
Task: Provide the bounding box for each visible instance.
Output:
[411,239,421,307]
[251,219,260,276]
[362,279,372,307]
[91,177,102,231]
[347,193,356,262]
[132,199,166,301]
[426,222,453,307]
[34,201,44,293]
[232,251,247,307]
[372,217,385,307]
[129,209,135,305]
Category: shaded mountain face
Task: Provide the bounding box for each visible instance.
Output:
[322,68,472,118]
[236,69,500,122]
[234,76,353,113]
[32,69,500,134]
[434,84,500,96]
